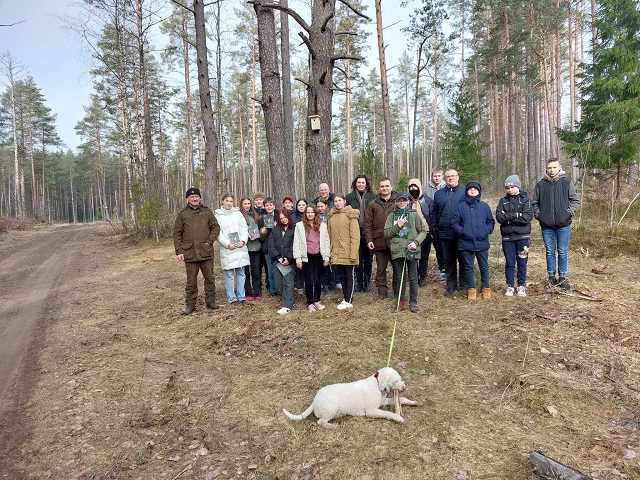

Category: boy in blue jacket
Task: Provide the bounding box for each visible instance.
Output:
[451,181,495,300]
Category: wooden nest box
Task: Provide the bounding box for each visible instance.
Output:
[309,115,321,131]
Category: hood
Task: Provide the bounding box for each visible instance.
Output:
[464,181,482,202]
[544,168,566,182]
[327,205,359,219]
[215,206,240,215]
[408,178,423,200]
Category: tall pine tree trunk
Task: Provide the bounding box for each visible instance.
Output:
[375,0,394,182]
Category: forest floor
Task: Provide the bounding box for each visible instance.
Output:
[0,207,639,480]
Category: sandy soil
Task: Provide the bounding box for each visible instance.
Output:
[0,221,639,480]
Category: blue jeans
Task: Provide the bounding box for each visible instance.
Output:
[460,249,490,289]
[223,267,246,303]
[264,252,277,294]
[541,225,571,277]
[502,239,529,287]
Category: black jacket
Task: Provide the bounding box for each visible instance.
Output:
[495,191,533,241]
[532,174,581,229]
[267,226,295,264]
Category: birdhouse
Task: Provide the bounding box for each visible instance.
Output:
[309,115,321,131]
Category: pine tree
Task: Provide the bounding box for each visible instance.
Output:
[442,81,491,183]
[558,0,640,198]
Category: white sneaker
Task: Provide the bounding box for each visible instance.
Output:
[313,302,326,310]
[277,307,290,315]
[336,301,353,310]
[298,288,304,295]
[505,286,515,297]
[336,283,342,289]
[517,286,527,297]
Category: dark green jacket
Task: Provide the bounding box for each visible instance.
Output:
[383,206,427,260]
[173,204,221,262]
[346,190,376,224]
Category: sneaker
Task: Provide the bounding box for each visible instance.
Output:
[505,286,515,297]
[439,272,447,280]
[308,304,317,312]
[246,296,255,301]
[313,302,326,310]
[410,302,419,313]
[516,286,527,297]
[558,277,570,290]
[255,295,262,300]
[548,275,559,287]
[277,307,290,315]
[182,305,196,315]
[298,288,304,295]
[336,283,343,290]
[336,301,353,310]
[444,289,455,297]
[418,277,427,287]
[393,301,405,312]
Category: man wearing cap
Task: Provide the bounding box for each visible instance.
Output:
[173,187,221,314]
[496,175,533,297]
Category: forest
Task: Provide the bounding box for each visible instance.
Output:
[1,0,639,234]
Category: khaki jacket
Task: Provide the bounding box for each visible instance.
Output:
[173,204,220,262]
[327,206,360,265]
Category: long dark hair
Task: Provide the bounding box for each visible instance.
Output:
[240,196,260,224]
[276,208,293,229]
[351,174,372,193]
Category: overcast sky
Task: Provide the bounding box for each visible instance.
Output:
[1,1,409,153]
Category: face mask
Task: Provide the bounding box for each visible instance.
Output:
[409,188,420,199]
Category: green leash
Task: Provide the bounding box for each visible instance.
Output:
[386,255,407,367]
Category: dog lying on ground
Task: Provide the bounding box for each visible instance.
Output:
[282,367,417,428]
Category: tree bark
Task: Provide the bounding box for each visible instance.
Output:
[193,0,219,208]
[375,0,394,182]
[254,0,294,202]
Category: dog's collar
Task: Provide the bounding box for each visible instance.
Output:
[374,371,379,382]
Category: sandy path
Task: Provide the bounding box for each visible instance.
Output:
[0,223,94,405]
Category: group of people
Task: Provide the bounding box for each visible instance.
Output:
[172,157,580,315]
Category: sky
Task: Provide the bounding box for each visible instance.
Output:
[1,1,93,151]
[0,0,409,153]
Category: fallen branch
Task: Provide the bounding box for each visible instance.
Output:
[529,451,591,480]
[556,290,603,301]
[393,389,402,416]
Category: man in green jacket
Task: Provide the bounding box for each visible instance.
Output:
[173,187,221,314]
[346,174,376,291]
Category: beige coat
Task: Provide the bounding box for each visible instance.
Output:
[293,222,331,263]
[327,206,360,266]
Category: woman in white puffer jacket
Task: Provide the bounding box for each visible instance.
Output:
[215,193,250,304]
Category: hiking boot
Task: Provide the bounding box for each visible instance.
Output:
[505,286,515,297]
[182,305,196,315]
[467,288,477,300]
[516,286,527,297]
[206,300,220,310]
[410,302,419,313]
[548,275,559,287]
[393,301,405,313]
[482,287,491,299]
[418,277,427,287]
[558,277,570,290]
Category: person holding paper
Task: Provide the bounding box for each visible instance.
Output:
[267,209,296,315]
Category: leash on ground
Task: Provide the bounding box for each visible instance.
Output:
[386,255,407,368]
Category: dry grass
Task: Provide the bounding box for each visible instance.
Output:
[4,203,640,480]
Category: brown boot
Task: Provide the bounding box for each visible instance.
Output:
[467,288,476,300]
[482,287,491,299]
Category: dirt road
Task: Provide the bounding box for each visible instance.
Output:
[0,223,95,476]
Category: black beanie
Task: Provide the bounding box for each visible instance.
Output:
[466,181,482,194]
[185,187,201,198]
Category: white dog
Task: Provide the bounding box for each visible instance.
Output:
[282,367,417,428]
